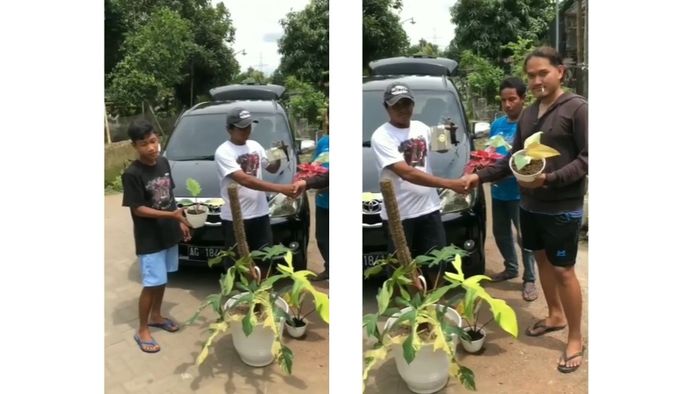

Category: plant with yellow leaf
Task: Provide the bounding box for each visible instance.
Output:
[186,245,330,374]
[443,256,518,354]
[510,131,560,181]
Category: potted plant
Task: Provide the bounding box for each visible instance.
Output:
[283,291,312,338]
[509,131,560,182]
[362,180,475,393]
[187,246,330,372]
[441,261,518,354]
[464,134,511,174]
[363,248,475,393]
[183,177,208,228]
[188,183,329,372]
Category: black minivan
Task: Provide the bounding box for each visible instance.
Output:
[362,56,487,277]
[163,84,314,270]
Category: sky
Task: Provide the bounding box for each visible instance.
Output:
[221,0,311,76]
[396,0,457,50]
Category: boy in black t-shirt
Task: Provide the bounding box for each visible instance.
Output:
[121,120,191,353]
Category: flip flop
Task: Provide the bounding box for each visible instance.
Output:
[148,317,179,333]
[526,319,566,337]
[557,346,586,373]
[134,334,160,353]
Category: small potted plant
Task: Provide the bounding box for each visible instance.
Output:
[464,134,511,174]
[283,292,313,338]
[184,177,208,228]
[441,269,518,354]
[510,131,560,182]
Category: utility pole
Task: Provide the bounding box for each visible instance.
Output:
[576,0,584,95]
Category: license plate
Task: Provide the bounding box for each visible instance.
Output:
[187,246,222,261]
[363,253,386,268]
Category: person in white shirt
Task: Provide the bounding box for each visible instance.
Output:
[370,83,469,287]
[215,106,297,271]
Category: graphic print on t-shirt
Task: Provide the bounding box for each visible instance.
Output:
[145,176,173,210]
[398,137,427,167]
[236,152,260,176]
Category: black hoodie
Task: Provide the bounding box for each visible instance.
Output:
[476,92,588,214]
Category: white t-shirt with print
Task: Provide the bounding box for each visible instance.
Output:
[371,120,441,220]
[215,139,270,220]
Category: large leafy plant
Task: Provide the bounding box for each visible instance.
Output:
[187,245,329,373]
[363,250,476,391]
[513,131,560,171]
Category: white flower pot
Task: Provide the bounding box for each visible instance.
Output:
[510,150,546,183]
[285,318,308,338]
[185,205,209,229]
[224,294,289,367]
[384,305,462,394]
[459,328,486,353]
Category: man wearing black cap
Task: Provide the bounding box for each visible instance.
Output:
[215,106,297,270]
[370,83,470,286]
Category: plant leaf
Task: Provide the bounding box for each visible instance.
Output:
[242,308,255,336]
[457,366,476,390]
[363,313,380,340]
[525,142,560,159]
[489,299,519,337]
[402,333,416,364]
[513,153,532,171]
[524,131,543,148]
[424,285,453,306]
[377,280,392,314]
[363,264,384,279]
[186,178,201,198]
[277,345,294,374]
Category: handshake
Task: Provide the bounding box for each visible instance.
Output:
[280,180,308,199]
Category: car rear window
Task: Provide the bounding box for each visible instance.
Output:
[165,112,292,160]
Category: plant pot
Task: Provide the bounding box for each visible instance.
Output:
[384,305,462,394]
[459,328,486,353]
[185,205,209,229]
[285,318,308,338]
[509,150,546,183]
[224,294,289,367]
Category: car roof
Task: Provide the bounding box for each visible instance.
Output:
[363,75,455,92]
[182,99,283,116]
[369,56,459,76]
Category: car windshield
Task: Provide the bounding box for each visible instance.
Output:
[165,112,292,160]
[362,89,467,142]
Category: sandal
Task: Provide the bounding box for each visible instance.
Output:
[526,319,566,337]
[147,317,179,333]
[134,333,160,353]
[557,346,586,373]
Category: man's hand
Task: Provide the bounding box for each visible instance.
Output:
[462,173,480,192]
[171,208,191,227]
[518,174,546,189]
[280,184,297,198]
[446,177,469,194]
[292,180,307,198]
[180,222,192,242]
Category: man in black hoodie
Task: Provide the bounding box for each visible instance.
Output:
[464,47,587,373]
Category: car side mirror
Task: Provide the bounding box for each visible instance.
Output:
[300,139,316,154]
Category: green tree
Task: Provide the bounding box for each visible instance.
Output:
[363,0,409,71]
[107,8,195,113]
[405,39,441,57]
[105,0,240,110]
[449,0,555,65]
[278,0,329,93]
[502,37,536,82]
[284,76,328,129]
[234,67,269,84]
[459,50,504,106]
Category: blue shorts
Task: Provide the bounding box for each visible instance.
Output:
[138,245,178,287]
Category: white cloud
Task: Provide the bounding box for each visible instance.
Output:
[221,0,311,75]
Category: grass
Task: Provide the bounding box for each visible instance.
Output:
[104,141,134,193]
